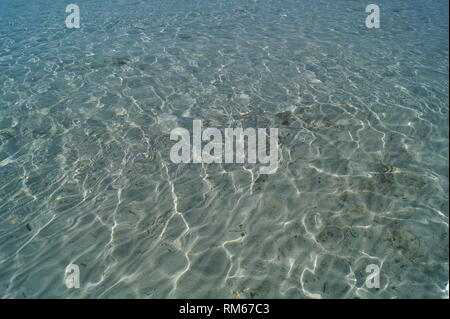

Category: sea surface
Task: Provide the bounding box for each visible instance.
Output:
[0,0,448,298]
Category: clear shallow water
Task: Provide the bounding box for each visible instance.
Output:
[0,0,448,298]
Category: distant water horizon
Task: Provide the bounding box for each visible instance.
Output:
[0,0,448,298]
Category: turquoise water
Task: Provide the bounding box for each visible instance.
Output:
[0,0,448,298]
